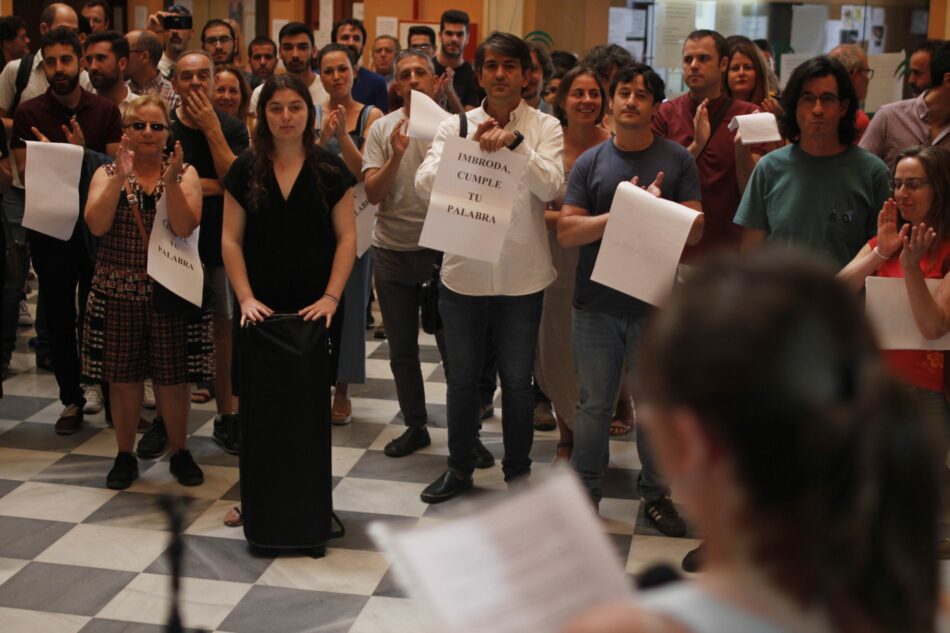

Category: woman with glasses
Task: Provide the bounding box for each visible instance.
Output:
[839,145,950,424]
[314,43,381,424]
[83,95,210,490]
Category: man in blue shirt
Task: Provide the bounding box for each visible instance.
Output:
[332,18,388,113]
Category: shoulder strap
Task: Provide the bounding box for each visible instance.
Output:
[126,188,150,251]
[356,105,374,136]
[458,111,467,138]
[698,97,733,159]
[10,53,34,116]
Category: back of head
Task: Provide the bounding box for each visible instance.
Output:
[932,42,950,89]
[527,42,554,82]
[579,44,633,85]
[638,248,943,633]
[134,30,163,68]
[828,43,864,72]
[550,50,577,73]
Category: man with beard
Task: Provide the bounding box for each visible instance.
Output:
[0,16,29,67]
[432,10,478,113]
[84,31,135,115]
[124,30,180,111]
[332,19,388,113]
[11,27,121,434]
[147,4,193,80]
[246,36,277,88]
[201,19,237,66]
[248,22,327,124]
[524,42,553,114]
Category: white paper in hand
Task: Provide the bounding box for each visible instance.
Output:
[728,112,782,144]
[369,468,631,633]
[866,276,950,350]
[353,182,378,257]
[147,195,203,307]
[418,136,527,263]
[591,182,700,307]
[408,90,452,142]
[23,141,84,240]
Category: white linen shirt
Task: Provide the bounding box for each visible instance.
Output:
[415,99,564,297]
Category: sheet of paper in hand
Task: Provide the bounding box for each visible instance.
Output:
[418,136,527,263]
[728,112,782,144]
[353,182,378,257]
[369,468,631,633]
[591,181,700,307]
[866,276,950,350]
[23,141,85,240]
[147,195,203,306]
[408,89,453,142]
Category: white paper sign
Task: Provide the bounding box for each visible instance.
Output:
[865,52,906,113]
[418,136,526,263]
[728,112,781,144]
[591,182,700,307]
[631,10,647,39]
[23,141,84,241]
[376,16,399,39]
[147,195,203,307]
[408,90,452,143]
[369,469,630,633]
[779,53,812,90]
[353,183,377,257]
[653,2,696,68]
[608,7,634,46]
[866,277,950,350]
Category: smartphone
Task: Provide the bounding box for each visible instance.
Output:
[162,14,193,30]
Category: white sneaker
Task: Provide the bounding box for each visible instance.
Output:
[17,299,32,326]
[143,379,156,409]
[83,384,103,414]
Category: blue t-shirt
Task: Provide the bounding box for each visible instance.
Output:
[352,66,389,113]
[564,136,702,317]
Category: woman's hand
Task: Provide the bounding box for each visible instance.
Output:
[760,96,783,117]
[239,296,273,327]
[298,295,339,327]
[115,134,135,181]
[900,223,936,273]
[876,198,908,258]
[326,105,347,140]
[162,140,184,182]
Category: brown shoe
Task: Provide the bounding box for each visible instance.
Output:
[331,392,352,425]
[54,403,83,435]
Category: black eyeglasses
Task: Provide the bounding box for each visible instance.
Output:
[126,121,168,132]
[204,36,232,46]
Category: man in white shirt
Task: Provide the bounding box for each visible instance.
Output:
[248,22,327,123]
[146,4,193,79]
[415,32,564,503]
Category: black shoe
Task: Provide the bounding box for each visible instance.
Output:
[35,354,53,372]
[169,449,204,486]
[213,413,240,455]
[682,543,704,573]
[421,470,473,503]
[106,452,139,490]
[643,496,687,537]
[473,437,495,469]
[136,417,168,458]
[384,426,431,457]
[478,403,495,420]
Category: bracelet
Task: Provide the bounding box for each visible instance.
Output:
[872,246,890,261]
[322,293,339,305]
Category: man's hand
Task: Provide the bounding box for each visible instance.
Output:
[390,119,409,157]
[184,90,219,134]
[435,67,455,100]
[631,171,664,198]
[692,98,710,149]
[29,126,50,143]
[472,118,515,153]
[61,118,85,146]
[146,11,167,34]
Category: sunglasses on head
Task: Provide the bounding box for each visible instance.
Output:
[126,121,168,132]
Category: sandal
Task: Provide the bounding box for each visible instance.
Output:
[609,418,632,437]
[223,506,243,528]
[191,386,214,404]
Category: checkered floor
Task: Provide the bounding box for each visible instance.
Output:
[0,296,700,633]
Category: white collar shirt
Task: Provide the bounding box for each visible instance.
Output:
[415,99,564,296]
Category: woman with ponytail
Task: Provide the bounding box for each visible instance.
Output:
[565,249,945,633]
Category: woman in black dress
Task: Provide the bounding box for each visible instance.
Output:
[221,74,356,528]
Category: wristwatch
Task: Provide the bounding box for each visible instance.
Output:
[507,130,525,151]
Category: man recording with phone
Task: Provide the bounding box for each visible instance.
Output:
[147,4,193,80]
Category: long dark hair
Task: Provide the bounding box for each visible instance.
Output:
[779,56,858,145]
[895,145,950,272]
[247,74,342,213]
[638,249,943,633]
[724,35,769,105]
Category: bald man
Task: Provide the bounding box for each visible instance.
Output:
[124,29,180,110]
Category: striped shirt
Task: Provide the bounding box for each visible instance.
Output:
[859,90,950,168]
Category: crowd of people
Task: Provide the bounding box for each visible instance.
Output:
[1,1,950,630]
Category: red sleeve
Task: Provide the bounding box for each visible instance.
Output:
[104,103,122,145]
[10,104,37,150]
[652,103,669,137]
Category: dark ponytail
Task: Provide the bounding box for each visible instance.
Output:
[638,249,943,633]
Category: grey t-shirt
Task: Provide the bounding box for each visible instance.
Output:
[564,136,701,318]
[362,108,432,251]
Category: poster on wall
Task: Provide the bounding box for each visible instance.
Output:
[653,2,696,69]
[790,5,828,57]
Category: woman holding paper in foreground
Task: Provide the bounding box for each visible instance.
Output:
[82,94,209,490]
[565,250,945,633]
[838,145,950,424]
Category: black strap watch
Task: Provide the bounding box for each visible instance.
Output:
[507,130,525,151]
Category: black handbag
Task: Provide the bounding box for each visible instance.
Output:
[419,264,442,335]
[127,189,208,317]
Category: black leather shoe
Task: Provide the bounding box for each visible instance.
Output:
[682,543,705,573]
[136,417,168,458]
[213,413,240,455]
[169,449,204,486]
[106,452,138,490]
[384,426,430,458]
[478,403,495,420]
[421,470,473,504]
[473,437,495,469]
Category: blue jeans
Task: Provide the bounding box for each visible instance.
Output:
[439,284,543,480]
[571,308,667,504]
